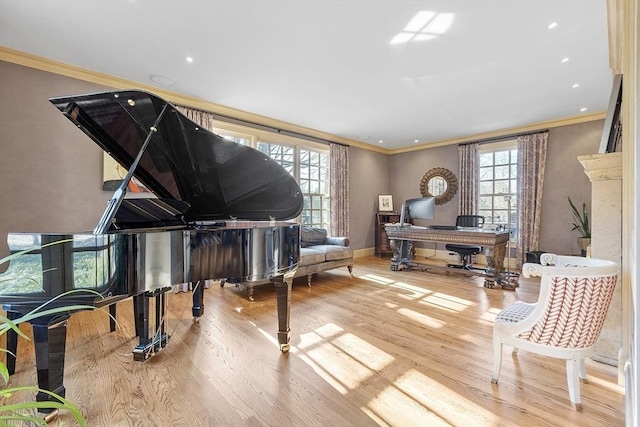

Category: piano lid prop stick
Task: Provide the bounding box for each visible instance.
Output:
[93,103,170,234]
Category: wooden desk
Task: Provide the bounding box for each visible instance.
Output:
[384,224,511,288]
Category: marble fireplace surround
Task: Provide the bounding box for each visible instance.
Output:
[578,152,622,380]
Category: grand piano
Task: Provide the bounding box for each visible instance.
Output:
[0,90,303,408]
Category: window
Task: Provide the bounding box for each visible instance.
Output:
[257,141,295,176]
[478,141,517,241]
[299,149,330,229]
[215,125,331,230]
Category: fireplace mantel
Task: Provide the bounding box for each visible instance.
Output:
[578,151,622,379]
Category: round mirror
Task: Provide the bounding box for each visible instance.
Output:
[428,176,448,196]
[419,167,458,205]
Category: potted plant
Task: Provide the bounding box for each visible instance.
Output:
[568,197,591,256]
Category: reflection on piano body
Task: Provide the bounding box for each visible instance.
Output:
[0,90,303,408]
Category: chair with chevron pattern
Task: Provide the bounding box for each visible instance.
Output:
[490,253,619,410]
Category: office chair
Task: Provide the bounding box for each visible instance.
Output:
[445,215,485,270]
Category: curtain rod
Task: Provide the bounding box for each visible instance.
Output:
[179,104,346,147]
[459,129,549,146]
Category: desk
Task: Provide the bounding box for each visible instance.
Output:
[384,225,511,288]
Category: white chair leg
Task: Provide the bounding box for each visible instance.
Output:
[578,358,588,384]
[491,334,502,384]
[566,358,583,410]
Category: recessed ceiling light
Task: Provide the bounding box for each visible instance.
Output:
[378,140,383,144]
[548,22,558,29]
[580,107,588,112]
[561,57,570,63]
[414,139,419,143]
[186,57,194,63]
[149,74,176,86]
[572,83,580,88]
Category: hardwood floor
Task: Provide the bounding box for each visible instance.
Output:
[3,256,624,426]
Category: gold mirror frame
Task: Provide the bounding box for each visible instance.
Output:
[419,167,458,205]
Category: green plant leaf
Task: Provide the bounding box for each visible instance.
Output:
[568,196,591,238]
[0,386,85,426]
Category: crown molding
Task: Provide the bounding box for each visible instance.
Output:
[389,112,607,154]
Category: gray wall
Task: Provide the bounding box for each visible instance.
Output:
[540,121,602,254]
[347,146,390,251]
[0,60,604,261]
[0,61,111,266]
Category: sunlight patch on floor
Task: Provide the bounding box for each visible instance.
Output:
[297,330,324,350]
[305,342,376,390]
[257,327,280,350]
[419,292,474,312]
[388,282,434,300]
[315,322,344,338]
[583,374,625,394]
[480,309,500,324]
[332,333,394,370]
[361,273,396,284]
[298,353,349,395]
[362,382,452,426]
[398,308,445,329]
[363,369,498,426]
[296,323,394,394]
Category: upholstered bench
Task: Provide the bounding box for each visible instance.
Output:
[294,226,354,286]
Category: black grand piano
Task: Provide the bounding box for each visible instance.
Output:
[0,90,303,407]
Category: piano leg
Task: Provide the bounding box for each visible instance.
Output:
[272,276,291,353]
[132,288,170,361]
[108,303,117,332]
[32,314,69,410]
[191,281,205,320]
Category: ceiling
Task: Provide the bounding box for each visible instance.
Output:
[0,1,612,151]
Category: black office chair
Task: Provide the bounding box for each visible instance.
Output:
[446,215,485,270]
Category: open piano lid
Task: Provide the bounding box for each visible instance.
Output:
[50,90,303,226]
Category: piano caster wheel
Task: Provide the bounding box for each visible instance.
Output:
[280,343,290,353]
[43,409,59,423]
[219,279,225,288]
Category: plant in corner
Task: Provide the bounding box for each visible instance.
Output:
[568,196,591,256]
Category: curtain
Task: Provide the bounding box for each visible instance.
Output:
[516,131,548,268]
[458,143,479,215]
[330,143,349,237]
[175,105,216,132]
